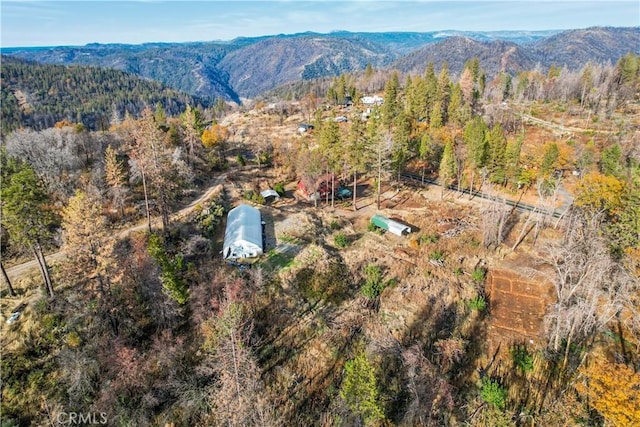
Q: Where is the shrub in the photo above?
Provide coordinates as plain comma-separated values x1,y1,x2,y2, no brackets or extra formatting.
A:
361,264,384,299
197,200,225,236
340,352,386,424
273,182,286,195
66,331,81,348
243,190,265,205
148,233,189,305
334,232,349,248
257,151,272,166
236,154,246,166
471,268,486,283
480,378,507,409
207,150,227,170
367,221,378,232
429,249,445,262
420,234,439,245
329,220,341,230
408,237,420,249
296,261,349,303
467,295,487,311
511,345,534,373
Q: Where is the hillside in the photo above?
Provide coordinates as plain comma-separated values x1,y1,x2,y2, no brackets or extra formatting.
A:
394,26,640,77
4,27,638,102
0,56,209,134
393,37,538,77
218,36,394,98
2,42,240,102
532,26,640,69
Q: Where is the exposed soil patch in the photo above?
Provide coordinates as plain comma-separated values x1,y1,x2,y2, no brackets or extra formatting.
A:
486,255,555,354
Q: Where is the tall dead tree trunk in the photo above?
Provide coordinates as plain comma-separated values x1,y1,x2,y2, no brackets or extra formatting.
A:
1,262,16,297
32,244,53,297
353,171,357,211
141,169,152,233
377,148,382,210
325,166,329,206
331,173,335,208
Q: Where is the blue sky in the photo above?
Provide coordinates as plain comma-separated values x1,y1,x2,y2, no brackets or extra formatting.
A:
1,1,638,47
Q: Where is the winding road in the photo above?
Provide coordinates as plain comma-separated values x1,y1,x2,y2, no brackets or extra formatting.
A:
5,174,227,283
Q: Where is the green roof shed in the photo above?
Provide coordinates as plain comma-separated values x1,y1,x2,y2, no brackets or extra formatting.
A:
370,214,412,236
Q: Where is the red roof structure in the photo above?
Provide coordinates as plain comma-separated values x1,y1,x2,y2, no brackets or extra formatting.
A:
296,173,334,201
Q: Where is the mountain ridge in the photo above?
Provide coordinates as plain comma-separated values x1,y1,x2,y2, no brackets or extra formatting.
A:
3,27,638,101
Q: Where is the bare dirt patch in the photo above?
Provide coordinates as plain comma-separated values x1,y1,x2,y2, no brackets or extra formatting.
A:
486,253,555,354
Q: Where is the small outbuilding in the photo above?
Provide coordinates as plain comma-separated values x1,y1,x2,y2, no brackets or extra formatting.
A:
260,189,280,202
370,214,412,236
296,173,334,201
223,204,264,260
298,123,314,133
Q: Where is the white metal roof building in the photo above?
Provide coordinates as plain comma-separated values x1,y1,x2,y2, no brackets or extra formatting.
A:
370,214,412,236
223,204,264,260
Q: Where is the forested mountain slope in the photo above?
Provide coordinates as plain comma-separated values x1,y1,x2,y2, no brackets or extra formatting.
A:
393,37,538,77
0,56,210,134
218,36,395,98
532,26,640,69
4,27,637,101
393,27,640,77
2,42,239,102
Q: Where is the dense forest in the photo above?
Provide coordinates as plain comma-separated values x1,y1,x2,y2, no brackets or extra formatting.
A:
3,42,237,101
0,56,214,135
1,49,640,426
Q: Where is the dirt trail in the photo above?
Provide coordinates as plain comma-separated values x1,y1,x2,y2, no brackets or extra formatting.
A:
5,174,227,283
518,113,615,134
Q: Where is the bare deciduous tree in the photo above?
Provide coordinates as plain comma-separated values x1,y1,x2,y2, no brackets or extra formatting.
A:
4,127,105,199
401,345,454,426
480,183,511,248
541,212,637,369
206,290,279,427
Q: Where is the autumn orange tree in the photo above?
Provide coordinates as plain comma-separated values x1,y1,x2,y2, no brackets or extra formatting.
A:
201,123,230,169
575,171,625,215
574,171,640,258
575,354,640,426
61,189,115,296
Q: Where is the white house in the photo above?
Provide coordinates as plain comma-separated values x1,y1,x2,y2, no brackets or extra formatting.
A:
361,95,384,106
223,204,264,260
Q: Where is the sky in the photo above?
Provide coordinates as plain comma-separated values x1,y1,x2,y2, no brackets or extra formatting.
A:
1,0,638,47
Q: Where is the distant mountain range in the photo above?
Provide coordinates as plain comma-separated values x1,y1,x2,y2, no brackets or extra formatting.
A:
3,27,639,102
